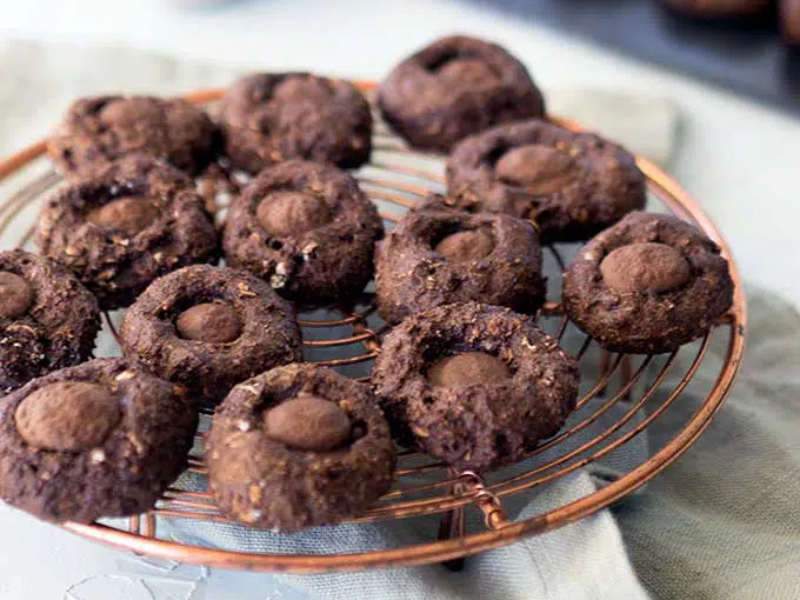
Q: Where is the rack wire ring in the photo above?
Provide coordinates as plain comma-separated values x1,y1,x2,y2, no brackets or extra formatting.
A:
0,82,746,573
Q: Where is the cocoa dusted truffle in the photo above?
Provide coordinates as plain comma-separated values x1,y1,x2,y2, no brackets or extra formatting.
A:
373,302,579,472
207,364,396,531
445,119,647,243
563,212,734,354
0,359,198,523
120,265,302,404
0,250,100,395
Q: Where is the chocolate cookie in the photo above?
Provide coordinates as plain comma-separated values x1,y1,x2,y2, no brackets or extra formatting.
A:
47,95,218,177
375,204,545,325
562,212,734,354
0,250,100,395
37,155,219,310
207,363,396,531
120,264,302,404
218,73,372,173
222,160,383,306
781,0,800,44
445,120,647,243
661,0,770,18
0,358,197,523
377,35,545,152
373,302,578,472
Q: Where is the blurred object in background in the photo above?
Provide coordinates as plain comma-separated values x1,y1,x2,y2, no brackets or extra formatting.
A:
660,0,772,20
465,0,800,118
781,0,800,43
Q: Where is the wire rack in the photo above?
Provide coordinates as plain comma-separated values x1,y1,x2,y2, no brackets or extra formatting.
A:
0,83,746,573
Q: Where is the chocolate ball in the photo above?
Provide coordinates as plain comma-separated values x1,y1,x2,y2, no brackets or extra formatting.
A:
438,58,500,89
601,242,691,294
15,381,121,452
0,271,34,319
176,303,242,344
434,228,495,262
495,144,578,195
427,352,511,387
264,395,352,452
256,191,332,238
87,196,161,237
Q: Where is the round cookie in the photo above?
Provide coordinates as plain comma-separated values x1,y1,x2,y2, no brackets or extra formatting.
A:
445,120,647,243
0,358,198,523
120,264,302,404
218,73,372,173
372,302,579,472
377,35,545,152
222,160,383,307
0,250,100,395
660,0,770,18
47,95,218,177
562,211,734,354
207,363,396,531
375,204,546,325
37,154,219,310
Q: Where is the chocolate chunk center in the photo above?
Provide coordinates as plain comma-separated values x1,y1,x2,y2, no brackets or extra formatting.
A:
264,395,351,452
438,58,500,89
256,191,332,238
495,145,578,195
15,381,121,452
600,242,691,294
434,228,495,262
427,352,511,387
87,196,161,237
177,303,242,344
0,271,33,319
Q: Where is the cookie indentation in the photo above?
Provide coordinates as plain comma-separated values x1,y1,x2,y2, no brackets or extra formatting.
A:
15,381,121,452
87,197,161,237
0,272,34,319
600,242,690,294
256,191,332,238
438,58,500,89
264,396,351,452
427,352,511,387
434,228,495,262
177,303,242,344
495,145,578,195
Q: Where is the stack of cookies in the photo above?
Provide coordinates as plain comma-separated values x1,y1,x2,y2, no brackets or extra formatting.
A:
0,34,734,532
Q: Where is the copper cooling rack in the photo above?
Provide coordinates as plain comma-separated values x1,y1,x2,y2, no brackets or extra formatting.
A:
0,82,746,573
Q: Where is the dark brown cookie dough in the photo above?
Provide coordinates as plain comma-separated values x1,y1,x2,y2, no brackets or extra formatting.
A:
373,302,579,472
375,203,545,325
47,95,218,177
445,120,647,243
218,73,372,173
0,250,100,395
120,264,302,404
37,155,219,310
222,160,383,307
660,0,770,18
207,363,396,531
377,35,545,152
562,211,734,354
0,358,197,523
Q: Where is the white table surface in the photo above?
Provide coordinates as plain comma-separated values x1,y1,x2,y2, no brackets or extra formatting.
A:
0,1,799,598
